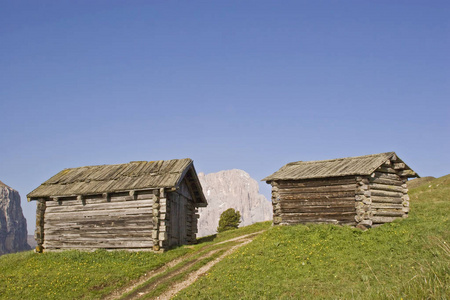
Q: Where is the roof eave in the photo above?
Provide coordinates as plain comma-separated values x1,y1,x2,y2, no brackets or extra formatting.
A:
174,161,207,206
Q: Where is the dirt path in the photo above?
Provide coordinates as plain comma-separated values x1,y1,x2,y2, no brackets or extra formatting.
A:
103,254,191,300
156,239,253,300
105,231,264,300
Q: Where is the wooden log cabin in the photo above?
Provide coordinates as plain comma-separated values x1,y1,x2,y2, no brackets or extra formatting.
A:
262,152,418,229
27,158,207,252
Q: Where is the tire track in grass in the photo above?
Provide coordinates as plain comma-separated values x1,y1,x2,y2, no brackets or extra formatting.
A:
155,238,254,300
121,248,223,300
105,231,265,300
103,253,192,300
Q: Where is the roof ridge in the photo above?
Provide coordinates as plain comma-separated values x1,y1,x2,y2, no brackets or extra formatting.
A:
287,152,394,165
60,158,192,171
262,152,411,182
27,158,196,199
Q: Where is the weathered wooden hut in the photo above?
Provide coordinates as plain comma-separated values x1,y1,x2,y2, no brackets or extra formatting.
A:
27,158,207,252
262,152,418,228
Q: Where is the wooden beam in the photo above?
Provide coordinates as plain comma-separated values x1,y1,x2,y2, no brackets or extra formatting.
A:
102,193,111,202
129,190,137,200
376,166,397,174
398,170,417,177
393,163,406,170
77,195,86,206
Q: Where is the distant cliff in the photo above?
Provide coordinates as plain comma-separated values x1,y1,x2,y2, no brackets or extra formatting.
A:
0,180,30,255
197,169,272,237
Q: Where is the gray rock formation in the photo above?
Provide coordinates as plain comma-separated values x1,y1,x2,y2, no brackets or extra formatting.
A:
197,169,272,237
0,180,30,255
27,235,38,249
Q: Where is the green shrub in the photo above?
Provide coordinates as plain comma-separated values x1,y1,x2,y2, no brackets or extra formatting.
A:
217,208,241,233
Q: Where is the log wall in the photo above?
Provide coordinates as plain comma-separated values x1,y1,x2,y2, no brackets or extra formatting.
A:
166,180,198,247
34,198,46,252
271,176,358,226
368,162,410,226
43,191,155,250
36,174,203,251
270,166,411,228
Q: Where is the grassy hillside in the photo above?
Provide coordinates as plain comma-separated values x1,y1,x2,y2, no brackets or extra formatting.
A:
0,245,190,299
406,176,436,189
0,176,448,299
0,220,270,300
176,175,450,299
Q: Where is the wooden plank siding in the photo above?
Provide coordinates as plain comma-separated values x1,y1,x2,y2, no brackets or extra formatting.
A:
42,192,155,250
167,180,198,247
272,176,357,226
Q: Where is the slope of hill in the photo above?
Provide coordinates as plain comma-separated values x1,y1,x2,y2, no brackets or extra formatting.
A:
0,222,270,300
197,169,272,237
0,175,448,299
176,175,450,299
406,176,436,189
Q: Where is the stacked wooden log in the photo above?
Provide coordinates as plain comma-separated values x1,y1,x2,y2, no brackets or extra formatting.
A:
34,199,46,252
158,188,169,250
355,176,372,228
265,152,416,229
269,166,411,228
369,161,410,226
271,177,357,226
152,189,161,251
28,158,207,252
40,191,155,251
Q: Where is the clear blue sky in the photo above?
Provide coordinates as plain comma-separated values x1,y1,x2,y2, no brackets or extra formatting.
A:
1,1,449,234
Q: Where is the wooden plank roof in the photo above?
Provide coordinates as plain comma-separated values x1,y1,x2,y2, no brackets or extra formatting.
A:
27,158,207,205
262,152,418,182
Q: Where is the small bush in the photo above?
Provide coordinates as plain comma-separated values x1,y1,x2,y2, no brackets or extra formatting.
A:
217,208,241,233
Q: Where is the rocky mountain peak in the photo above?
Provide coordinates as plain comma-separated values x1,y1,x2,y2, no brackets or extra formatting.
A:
0,180,10,188
197,169,272,237
0,181,31,255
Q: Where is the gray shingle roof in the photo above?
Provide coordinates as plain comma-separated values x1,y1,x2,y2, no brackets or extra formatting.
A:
262,152,417,182
28,159,206,204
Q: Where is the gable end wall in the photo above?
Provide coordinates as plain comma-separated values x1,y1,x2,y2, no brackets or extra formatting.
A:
366,163,410,227
165,179,199,248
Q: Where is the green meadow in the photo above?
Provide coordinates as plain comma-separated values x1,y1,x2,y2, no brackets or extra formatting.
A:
177,175,450,299
0,176,448,299
0,221,269,300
